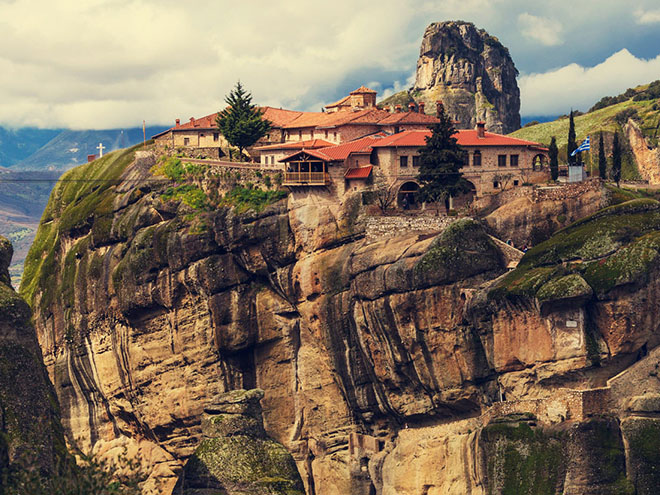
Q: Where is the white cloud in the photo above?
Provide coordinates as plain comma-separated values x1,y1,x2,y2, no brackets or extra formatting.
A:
0,0,659,129
634,8,660,24
0,0,422,129
519,49,660,115
518,13,563,46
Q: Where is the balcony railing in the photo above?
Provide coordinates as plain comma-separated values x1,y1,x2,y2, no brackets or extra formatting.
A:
283,172,330,186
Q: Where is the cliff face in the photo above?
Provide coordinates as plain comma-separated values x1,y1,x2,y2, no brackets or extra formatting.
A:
22,147,660,494
0,236,67,484
381,21,521,133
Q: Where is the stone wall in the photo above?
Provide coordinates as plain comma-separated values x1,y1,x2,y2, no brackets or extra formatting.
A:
364,214,456,241
482,387,611,425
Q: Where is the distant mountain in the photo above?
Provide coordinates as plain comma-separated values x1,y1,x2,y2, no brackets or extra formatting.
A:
0,127,62,167
10,126,168,170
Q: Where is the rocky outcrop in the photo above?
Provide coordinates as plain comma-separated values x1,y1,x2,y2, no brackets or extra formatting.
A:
382,21,520,133
174,389,304,494
21,146,660,494
0,236,67,485
625,118,660,184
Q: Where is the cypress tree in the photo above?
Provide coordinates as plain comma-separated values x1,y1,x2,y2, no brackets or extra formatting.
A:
598,132,607,179
549,136,559,181
417,102,469,213
216,81,272,159
567,110,577,165
612,132,622,187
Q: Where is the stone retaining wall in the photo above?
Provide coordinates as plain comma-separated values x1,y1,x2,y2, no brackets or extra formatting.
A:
482,387,611,426
364,215,457,241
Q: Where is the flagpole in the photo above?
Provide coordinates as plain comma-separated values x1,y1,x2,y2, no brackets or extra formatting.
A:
589,135,593,177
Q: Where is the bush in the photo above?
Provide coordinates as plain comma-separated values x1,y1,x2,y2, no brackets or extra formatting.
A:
161,185,209,210
615,108,639,125
222,186,288,212
5,449,152,495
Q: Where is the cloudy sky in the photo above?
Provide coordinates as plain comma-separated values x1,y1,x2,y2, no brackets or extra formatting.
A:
1,0,659,129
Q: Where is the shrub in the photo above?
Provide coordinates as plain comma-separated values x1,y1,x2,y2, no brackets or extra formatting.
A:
222,186,288,212
161,185,209,210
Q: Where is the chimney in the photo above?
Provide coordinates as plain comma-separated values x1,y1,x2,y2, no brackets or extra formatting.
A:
175,118,180,127
477,121,486,138
419,101,425,114
408,103,415,112
395,104,402,113
436,100,444,117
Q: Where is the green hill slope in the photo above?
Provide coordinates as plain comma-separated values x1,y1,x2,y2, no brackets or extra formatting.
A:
510,82,660,180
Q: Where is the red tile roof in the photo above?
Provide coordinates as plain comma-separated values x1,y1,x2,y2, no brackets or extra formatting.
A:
254,139,333,151
371,129,546,148
280,149,333,162
325,95,351,109
315,134,383,160
344,165,373,179
350,86,377,94
377,112,439,125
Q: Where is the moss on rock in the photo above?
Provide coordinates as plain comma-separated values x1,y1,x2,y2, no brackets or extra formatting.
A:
414,219,502,288
536,273,593,304
492,199,660,301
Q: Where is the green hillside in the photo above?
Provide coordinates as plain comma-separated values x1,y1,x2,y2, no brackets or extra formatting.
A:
511,99,659,149
510,82,660,180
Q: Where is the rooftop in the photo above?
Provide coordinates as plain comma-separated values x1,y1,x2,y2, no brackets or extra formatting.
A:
371,129,547,148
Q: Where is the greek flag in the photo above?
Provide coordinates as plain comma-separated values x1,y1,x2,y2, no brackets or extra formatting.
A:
571,136,590,156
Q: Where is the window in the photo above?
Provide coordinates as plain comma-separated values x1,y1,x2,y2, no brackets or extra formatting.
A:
400,156,409,167
498,155,506,167
473,150,482,166
298,131,302,139
311,130,314,139
493,181,499,188
412,155,420,167
333,132,337,140
325,130,328,139
213,132,219,142
184,137,190,146
513,180,519,186
510,154,519,167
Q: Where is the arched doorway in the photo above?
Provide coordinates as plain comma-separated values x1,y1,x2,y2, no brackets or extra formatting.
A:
397,181,420,210
532,154,546,171
451,181,477,209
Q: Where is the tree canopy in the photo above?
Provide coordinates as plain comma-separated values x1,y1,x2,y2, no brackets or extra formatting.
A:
612,132,622,187
598,132,607,179
216,82,272,159
549,136,559,181
416,102,469,211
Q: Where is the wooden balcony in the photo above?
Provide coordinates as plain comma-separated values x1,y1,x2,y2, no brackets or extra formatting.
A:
282,171,330,186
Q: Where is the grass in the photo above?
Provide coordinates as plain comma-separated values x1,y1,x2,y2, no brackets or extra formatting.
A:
20,144,140,307
511,99,659,148
220,186,288,213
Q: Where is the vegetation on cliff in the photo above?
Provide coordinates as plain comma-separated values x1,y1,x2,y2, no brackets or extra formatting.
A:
21,143,142,306
491,198,660,301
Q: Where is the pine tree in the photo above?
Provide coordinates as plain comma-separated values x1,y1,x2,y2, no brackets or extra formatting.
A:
549,136,559,181
567,110,577,166
216,82,272,159
612,132,622,187
417,102,469,213
598,132,607,179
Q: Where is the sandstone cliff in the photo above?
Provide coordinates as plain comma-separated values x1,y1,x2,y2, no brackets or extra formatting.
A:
381,21,521,133
21,146,660,494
